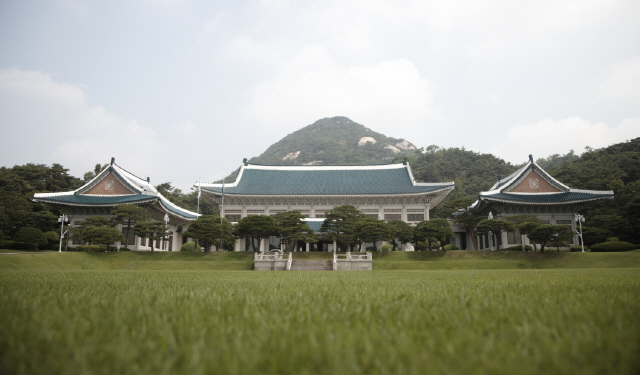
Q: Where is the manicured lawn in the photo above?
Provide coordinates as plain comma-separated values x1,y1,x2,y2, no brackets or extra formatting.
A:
0,251,255,270
4,249,639,270
1,268,639,374
372,249,640,270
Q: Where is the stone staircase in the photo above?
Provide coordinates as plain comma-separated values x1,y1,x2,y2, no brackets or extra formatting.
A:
289,260,333,271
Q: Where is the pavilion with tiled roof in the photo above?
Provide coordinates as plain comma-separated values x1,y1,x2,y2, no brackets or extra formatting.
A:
458,155,614,250
33,158,198,251
199,159,455,251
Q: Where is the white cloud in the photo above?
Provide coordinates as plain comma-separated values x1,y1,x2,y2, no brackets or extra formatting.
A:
597,56,640,108
490,116,640,163
247,47,442,141
0,68,162,180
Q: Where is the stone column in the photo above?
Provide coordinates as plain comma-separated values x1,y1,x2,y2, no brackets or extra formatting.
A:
260,238,267,253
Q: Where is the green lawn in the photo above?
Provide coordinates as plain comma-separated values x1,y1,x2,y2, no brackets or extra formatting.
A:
3,249,639,271
0,250,255,270
1,268,638,375
372,249,640,269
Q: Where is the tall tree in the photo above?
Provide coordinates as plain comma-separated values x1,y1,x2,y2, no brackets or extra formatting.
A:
476,219,516,250
182,216,223,252
437,198,484,250
111,204,150,250
133,221,168,252
527,224,570,252
81,226,126,252
273,211,316,252
83,164,108,182
388,220,414,250
13,227,48,250
415,218,454,251
320,205,365,251
235,215,278,252
354,218,396,251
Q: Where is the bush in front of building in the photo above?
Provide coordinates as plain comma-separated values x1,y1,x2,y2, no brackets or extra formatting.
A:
444,244,459,251
589,241,637,252
12,227,48,250
379,244,393,251
0,240,39,251
73,245,109,252
570,245,589,252
180,242,203,252
504,245,533,251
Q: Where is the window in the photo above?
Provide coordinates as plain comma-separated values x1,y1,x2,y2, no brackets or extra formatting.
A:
315,212,326,218
384,214,401,221
121,228,135,245
225,214,241,222
556,220,571,224
507,231,522,244
365,214,379,219
140,237,146,246
407,214,424,222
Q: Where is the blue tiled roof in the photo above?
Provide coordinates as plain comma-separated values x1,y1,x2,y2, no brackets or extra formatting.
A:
33,159,199,220
481,191,614,205
202,164,453,196
34,194,158,205
304,219,325,232
158,196,199,219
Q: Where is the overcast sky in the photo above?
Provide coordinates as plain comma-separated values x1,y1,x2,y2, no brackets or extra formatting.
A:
1,0,639,191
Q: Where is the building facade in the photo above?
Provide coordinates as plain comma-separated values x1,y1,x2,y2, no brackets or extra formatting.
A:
33,158,199,251
200,159,455,251
452,155,615,250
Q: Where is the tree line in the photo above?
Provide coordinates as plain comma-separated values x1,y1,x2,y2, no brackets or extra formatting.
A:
2,137,638,249
401,138,640,246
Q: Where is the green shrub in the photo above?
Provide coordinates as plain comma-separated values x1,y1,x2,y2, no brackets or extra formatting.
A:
590,241,637,252
570,245,588,252
444,244,459,251
504,245,533,251
74,245,108,252
13,227,48,250
0,240,39,251
180,242,203,252
380,244,393,251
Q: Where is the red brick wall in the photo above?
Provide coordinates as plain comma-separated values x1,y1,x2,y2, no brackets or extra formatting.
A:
84,172,135,195
508,170,561,193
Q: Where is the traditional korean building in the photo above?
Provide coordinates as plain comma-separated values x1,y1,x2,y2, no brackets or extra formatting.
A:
33,158,198,251
455,155,615,250
199,159,455,251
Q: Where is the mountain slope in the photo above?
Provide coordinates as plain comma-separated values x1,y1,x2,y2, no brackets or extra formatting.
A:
248,116,417,166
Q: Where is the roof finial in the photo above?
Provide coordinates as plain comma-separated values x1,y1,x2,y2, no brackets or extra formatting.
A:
110,157,115,165
147,177,150,183
529,154,533,162
498,175,502,182
243,158,248,166
403,157,408,165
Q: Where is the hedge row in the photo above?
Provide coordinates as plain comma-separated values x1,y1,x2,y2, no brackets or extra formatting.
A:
0,241,39,251
589,241,637,252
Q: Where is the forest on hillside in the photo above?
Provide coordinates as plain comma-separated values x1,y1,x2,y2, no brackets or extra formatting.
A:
1,136,639,246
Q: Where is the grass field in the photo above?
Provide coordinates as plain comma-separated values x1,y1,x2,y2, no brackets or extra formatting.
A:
2,249,640,270
1,266,639,374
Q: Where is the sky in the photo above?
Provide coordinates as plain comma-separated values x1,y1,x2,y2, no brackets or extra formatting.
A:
1,0,639,192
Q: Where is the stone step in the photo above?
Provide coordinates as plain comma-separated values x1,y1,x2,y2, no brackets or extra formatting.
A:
289,260,333,271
